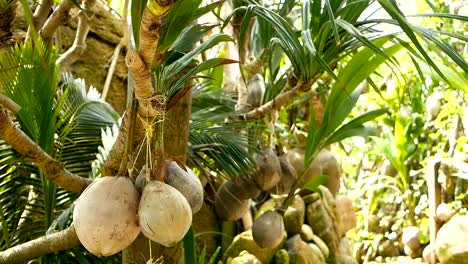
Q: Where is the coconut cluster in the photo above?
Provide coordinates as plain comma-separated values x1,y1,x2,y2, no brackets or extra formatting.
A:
214,148,342,249
73,160,203,256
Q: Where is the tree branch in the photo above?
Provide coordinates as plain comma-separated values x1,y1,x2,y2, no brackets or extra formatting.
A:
56,0,96,69
125,6,169,118
230,74,321,121
39,0,73,41
0,108,92,193
0,93,21,114
0,225,80,264
33,0,54,30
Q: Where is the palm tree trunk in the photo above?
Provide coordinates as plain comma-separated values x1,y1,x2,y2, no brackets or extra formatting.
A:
123,88,192,264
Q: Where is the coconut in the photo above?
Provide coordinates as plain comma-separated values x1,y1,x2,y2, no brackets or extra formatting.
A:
286,148,341,196
247,74,265,108
73,176,140,257
268,157,297,195
215,181,250,221
135,167,147,193
225,178,261,200
165,161,204,214
252,210,285,248
253,149,281,190
139,181,192,247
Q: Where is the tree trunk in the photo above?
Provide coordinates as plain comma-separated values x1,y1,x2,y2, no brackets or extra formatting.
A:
123,88,192,264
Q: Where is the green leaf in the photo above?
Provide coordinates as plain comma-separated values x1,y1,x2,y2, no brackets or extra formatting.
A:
302,0,311,30
378,0,451,83
166,57,237,97
193,1,224,20
302,29,340,82
325,125,379,146
183,226,196,264
326,41,402,123
336,108,388,131
324,0,340,44
335,19,390,60
413,26,468,74
198,246,207,264
304,102,319,166
163,34,234,83
208,247,221,264
301,175,329,192
130,0,148,49
0,40,58,152
325,108,388,145
230,5,306,78
171,24,217,53
156,0,203,57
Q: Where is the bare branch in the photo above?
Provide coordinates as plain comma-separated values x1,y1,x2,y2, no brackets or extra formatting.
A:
56,0,97,69
33,0,54,30
0,225,80,264
0,93,21,114
0,108,92,193
40,0,73,41
230,74,321,121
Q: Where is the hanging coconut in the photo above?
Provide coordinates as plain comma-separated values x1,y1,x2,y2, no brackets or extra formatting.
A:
286,148,341,196
135,166,147,193
215,181,251,221
139,180,192,247
252,210,285,248
247,73,266,108
268,157,297,195
165,161,204,214
225,177,261,200
73,176,140,257
253,149,281,190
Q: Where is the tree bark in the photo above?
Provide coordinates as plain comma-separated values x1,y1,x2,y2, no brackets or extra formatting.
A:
0,225,80,264
0,108,92,193
123,89,192,264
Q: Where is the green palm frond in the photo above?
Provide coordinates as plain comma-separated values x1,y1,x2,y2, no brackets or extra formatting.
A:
0,43,118,262
188,81,256,179
0,40,58,152
56,74,119,178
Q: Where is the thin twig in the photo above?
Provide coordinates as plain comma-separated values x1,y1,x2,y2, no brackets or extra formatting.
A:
0,225,80,264
0,108,92,193
102,0,130,100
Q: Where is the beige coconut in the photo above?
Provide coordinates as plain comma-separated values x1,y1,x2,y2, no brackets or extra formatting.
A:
73,176,140,257
286,148,341,196
165,161,204,214
253,149,281,190
139,180,192,247
268,157,297,195
215,181,250,221
252,210,285,248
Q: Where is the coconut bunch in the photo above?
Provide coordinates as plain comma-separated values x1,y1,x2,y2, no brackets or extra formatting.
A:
215,149,284,221
137,160,203,247
223,189,357,263
286,148,342,196
73,160,204,256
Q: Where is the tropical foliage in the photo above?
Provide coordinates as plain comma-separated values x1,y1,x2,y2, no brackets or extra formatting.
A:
0,0,466,263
